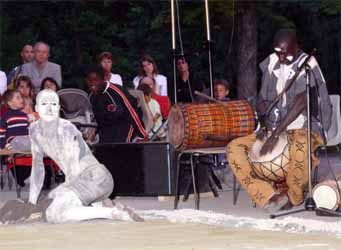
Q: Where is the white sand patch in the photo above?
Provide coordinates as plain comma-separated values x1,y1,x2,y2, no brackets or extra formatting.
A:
140,209,341,236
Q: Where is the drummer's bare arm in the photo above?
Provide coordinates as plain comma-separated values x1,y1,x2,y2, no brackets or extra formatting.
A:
255,95,268,140
260,92,306,155
256,96,267,116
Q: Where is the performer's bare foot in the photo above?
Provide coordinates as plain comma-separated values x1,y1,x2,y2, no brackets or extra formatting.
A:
102,198,116,208
102,198,144,222
264,192,290,213
120,204,144,222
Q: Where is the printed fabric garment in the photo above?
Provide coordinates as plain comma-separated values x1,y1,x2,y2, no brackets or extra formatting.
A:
28,119,114,206
90,82,147,143
226,129,323,207
0,108,29,148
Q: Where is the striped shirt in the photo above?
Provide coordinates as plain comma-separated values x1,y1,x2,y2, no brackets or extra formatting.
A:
0,109,29,148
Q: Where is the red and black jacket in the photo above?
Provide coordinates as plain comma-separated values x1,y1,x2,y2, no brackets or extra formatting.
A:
90,82,147,143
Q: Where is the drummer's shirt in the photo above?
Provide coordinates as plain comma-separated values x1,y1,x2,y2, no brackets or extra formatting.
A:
274,54,306,130
259,52,332,137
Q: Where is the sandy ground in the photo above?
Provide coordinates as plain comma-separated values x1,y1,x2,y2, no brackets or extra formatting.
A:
0,221,340,250
1,152,341,250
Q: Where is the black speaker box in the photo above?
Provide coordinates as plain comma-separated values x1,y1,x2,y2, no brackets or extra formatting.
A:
92,142,175,197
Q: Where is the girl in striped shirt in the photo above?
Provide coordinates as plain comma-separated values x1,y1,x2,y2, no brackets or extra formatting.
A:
0,89,30,186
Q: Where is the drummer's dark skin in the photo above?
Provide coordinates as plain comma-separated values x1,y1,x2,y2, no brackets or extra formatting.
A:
257,32,306,156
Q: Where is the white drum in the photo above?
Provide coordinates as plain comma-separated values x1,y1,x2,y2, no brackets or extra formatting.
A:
248,133,290,182
313,180,341,211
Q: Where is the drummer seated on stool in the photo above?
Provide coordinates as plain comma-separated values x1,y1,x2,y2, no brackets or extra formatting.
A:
226,29,332,212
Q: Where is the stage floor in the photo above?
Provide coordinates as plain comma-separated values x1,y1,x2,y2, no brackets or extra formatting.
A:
1,151,341,250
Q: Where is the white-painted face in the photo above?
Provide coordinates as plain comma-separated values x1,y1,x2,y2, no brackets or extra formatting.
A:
35,89,60,122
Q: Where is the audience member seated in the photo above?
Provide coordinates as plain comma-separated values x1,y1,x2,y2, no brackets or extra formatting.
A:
99,51,123,86
21,42,62,93
133,55,168,96
137,84,166,140
0,90,30,187
41,77,60,92
86,65,147,143
176,56,205,103
0,70,6,96
138,76,171,119
15,75,39,122
214,79,231,102
7,44,34,90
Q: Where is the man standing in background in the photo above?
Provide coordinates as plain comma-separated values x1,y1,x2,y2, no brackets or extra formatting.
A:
6,44,34,89
21,42,62,93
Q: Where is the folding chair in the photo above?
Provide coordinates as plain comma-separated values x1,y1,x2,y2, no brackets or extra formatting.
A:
174,147,238,210
6,153,59,198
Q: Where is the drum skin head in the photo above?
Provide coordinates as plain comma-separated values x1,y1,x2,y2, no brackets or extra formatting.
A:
168,105,184,149
248,133,290,182
249,133,288,162
313,184,339,210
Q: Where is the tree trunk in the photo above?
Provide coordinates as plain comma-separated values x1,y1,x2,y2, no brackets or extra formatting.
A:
225,27,234,90
72,3,82,66
236,1,257,100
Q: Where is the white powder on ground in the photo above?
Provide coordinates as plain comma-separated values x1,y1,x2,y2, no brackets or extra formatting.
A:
140,209,341,237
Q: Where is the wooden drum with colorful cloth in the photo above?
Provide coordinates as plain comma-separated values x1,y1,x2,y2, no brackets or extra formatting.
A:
168,101,255,150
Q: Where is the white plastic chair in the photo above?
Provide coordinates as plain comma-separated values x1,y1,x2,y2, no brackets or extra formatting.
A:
326,95,341,147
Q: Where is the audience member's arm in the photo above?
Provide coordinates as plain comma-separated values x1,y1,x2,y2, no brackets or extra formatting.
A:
0,117,7,149
132,76,140,89
0,72,7,95
54,65,62,87
159,75,168,96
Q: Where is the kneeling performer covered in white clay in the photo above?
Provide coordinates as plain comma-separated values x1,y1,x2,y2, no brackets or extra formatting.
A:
29,89,142,223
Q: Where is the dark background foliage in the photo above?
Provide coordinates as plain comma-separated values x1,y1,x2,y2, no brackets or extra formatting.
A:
0,0,340,96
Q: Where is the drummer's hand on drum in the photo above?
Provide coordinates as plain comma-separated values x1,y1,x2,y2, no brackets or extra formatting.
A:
259,133,279,156
256,127,267,141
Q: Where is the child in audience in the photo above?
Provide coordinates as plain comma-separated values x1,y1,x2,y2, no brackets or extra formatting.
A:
0,90,30,187
15,75,39,122
41,77,60,92
214,79,230,101
137,84,166,139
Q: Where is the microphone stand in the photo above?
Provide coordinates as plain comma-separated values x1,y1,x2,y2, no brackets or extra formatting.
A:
270,64,316,218
171,0,177,104
204,0,214,98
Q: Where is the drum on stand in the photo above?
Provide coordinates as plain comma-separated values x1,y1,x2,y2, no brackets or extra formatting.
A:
167,101,255,150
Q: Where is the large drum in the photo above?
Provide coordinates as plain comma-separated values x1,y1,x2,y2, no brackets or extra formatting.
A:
248,133,290,183
168,101,255,150
313,179,341,210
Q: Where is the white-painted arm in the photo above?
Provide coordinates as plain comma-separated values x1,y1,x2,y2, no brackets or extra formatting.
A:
28,135,45,205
